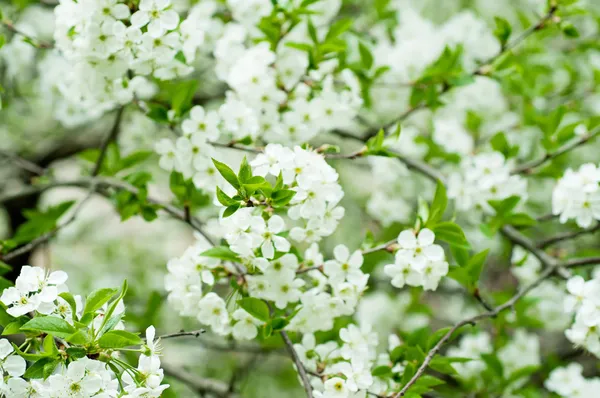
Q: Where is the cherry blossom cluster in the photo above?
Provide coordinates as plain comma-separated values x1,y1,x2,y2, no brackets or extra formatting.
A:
448,152,527,213
0,266,68,317
212,2,362,145
552,163,600,228
163,144,373,340
384,228,449,291
155,105,222,193
545,363,600,397
293,324,378,398
249,145,344,243
0,267,169,397
47,0,213,126
564,274,600,357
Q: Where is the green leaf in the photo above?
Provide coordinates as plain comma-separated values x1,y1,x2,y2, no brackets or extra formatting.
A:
488,196,520,215
270,317,288,331
0,306,13,327
237,298,270,322
372,365,393,377
216,187,239,207
84,288,118,315
450,245,469,267
426,180,447,227
212,159,240,189
326,18,352,40
23,358,59,379
433,222,470,249
58,292,78,321
99,280,128,336
238,156,253,183
493,17,512,48
43,334,59,356
2,319,27,335
467,249,489,284
223,204,241,218
66,347,87,359
271,190,296,208
286,42,313,52
200,246,239,262
171,80,198,116
358,41,374,70
21,316,76,339
401,362,416,386
561,22,579,38
481,353,504,378
307,19,318,43
97,330,143,349
505,213,536,227
427,327,452,350
13,201,76,244
66,330,91,345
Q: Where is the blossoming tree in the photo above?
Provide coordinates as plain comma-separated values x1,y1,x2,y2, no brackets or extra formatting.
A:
0,0,600,397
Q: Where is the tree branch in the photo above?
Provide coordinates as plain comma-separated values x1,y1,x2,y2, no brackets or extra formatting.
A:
0,150,46,175
280,331,314,398
511,126,600,175
156,329,206,340
537,223,600,248
391,261,560,397
0,176,216,259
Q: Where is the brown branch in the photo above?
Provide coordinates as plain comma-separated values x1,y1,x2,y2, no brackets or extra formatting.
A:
0,150,46,175
391,262,559,397
155,329,206,340
1,188,95,262
564,256,600,268
280,331,314,398
511,126,600,175
537,223,600,248
0,177,216,247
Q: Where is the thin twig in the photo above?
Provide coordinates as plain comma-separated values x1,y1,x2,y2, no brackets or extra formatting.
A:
564,256,600,268
1,188,96,262
155,329,206,340
537,223,600,248
0,177,215,245
512,126,600,175
337,5,558,141
280,331,314,398
0,150,46,175
392,262,559,397
1,20,54,49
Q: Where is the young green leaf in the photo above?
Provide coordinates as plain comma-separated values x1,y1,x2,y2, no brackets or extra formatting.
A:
212,159,240,189
83,288,118,315
200,246,240,262
433,222,470,249
21,317,76,339
426,180,447,227
97,330,143,348
237,297,270,322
